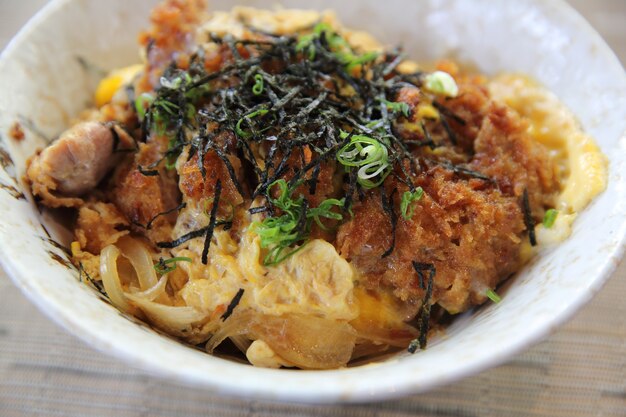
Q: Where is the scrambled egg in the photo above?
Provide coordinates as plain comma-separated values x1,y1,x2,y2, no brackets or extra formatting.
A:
489,75,607,244
198,6,383,53
176,228,357,322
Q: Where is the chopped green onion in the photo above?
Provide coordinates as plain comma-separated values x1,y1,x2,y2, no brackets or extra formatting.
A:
252,179,306,265
296,22,333,60
307,198,345,230
314,22,333,35
235,108,269,139
337,134,391,189
163,137,179,170
252,74,264,95
134,93,154,120
295,34,317,60
345,51,379,69
543,209,558,228
155,99,179,115
296,22,378,69
252,179,344,265
160,72,192,90
382,99,410,117
400,187,424,220
424,71,459,97
486,289,501,303
339,129,350,139
154,256,192,275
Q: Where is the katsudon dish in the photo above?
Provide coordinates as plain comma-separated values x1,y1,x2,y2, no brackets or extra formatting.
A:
26,0,607,369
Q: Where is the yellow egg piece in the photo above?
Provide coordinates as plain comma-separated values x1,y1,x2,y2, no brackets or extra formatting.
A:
94,64,143,108
416,103,440,121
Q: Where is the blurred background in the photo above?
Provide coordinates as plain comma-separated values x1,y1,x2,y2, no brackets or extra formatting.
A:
1,0,625,60
0,1,624,416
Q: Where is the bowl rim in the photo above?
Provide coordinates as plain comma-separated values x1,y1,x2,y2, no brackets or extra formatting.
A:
1,0,626,404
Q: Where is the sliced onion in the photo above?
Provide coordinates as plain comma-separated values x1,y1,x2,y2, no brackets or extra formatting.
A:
351,323,417,348
128,273,168,301
125,293,208,332
100,245,131,313
115,237,158,290
250,315,357,370
205,310,254,352
229,335,252,354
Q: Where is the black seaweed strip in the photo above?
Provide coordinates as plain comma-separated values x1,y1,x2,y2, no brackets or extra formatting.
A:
238,138,263,179
271,86,303,111
125,84,136,107
381,188,398,258
288,134,351,189
522,188,537,246
221,288,245,321
211,146,246,198
387,132,420,178
157,226,209,249
343,169,358,214
248,206,268,215
253,149,291,198
433,101,466,126
440,161,492,182
404,139,437,149
225,35,243,62
408,261,436,353
141,110,152,142
420,122,437,150
439,114,458,146
146,202,186,230
382,53,404,77
308,161,322,195
296,91,328,119
195,128,208,179
137,165,160,177
202,179,222,265
253,143,278,199
295,199,309,237
109,125,120,153
189,58,262,89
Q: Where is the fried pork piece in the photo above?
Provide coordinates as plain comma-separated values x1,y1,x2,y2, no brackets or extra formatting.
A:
338,84,558,315
337,168,526,314
75,201,130,254
178,129,245,210
26,122,133,207
108,138,180,242
470,102,558,213
137,0,207,89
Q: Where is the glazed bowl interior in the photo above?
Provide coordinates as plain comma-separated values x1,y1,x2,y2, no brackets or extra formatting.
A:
0,0,625,403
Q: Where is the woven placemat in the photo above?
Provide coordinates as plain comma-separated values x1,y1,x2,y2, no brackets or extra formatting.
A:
0,1,624,416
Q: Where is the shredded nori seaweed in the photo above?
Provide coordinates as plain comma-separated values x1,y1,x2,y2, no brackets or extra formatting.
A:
440,161,493,182
221,288,245,321
157,226,210,249
146,202,186,229
137,165,160,177
381,188,398,258
408,261,436,353
202,179,222,264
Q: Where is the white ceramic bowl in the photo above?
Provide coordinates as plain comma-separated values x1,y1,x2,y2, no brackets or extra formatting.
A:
1,0,625,404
